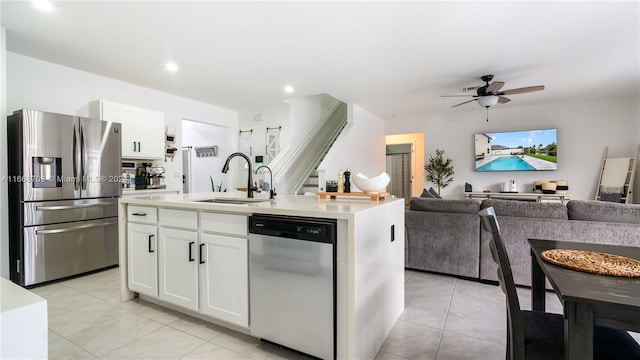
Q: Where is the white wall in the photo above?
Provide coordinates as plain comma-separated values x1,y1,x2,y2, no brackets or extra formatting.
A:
320,104,386,190
1,27,8,278
635,95,640,203
3,52,238,279
236,95,385,194
236,93,340,192
7,52,238,192
235,103,290,190
284,94,339,153
237,102,290,164
237,93,337,163
386,96,640,201
182,119,232,193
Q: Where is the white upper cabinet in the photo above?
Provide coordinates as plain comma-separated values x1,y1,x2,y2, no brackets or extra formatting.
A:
98,100,165,159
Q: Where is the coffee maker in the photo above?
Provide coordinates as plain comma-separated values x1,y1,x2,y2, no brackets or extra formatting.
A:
135,162,166,189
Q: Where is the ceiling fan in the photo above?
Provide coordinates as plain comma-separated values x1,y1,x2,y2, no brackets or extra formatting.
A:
442,75,545,109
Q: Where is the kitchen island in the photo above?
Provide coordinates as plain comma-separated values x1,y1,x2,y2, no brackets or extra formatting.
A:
118,192,404,360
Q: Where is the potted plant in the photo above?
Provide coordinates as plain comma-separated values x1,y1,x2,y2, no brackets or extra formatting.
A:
424,149,454,195
209,176,226,192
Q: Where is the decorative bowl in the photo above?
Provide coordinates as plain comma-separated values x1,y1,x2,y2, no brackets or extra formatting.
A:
352,172,390,193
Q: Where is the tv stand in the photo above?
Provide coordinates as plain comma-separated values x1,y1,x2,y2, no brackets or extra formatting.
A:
464,192,570,204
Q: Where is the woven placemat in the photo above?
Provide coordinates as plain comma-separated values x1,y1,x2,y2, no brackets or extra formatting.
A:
541,249,640,278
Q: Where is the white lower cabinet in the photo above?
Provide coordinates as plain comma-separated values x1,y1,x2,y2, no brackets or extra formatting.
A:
127,223,158,297
127,206,249,328
199,233,249,327
158,227,199,311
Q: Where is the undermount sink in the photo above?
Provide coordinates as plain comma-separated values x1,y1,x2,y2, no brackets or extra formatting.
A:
195,198,271,205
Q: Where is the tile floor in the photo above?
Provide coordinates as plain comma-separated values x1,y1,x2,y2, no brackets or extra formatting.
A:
33,268,635,360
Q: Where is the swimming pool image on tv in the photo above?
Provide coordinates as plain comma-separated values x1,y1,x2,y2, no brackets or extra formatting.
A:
476,156,536,171
474,128,558,172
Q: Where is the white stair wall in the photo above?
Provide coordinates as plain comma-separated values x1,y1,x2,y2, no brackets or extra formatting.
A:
316,104,387,194
272,100,348,194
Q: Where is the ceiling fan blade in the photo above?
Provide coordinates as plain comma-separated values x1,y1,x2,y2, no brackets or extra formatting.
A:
501,85,545,95
486,81,505,93
452,99,477,108
498,96,511,104
441,95,475,97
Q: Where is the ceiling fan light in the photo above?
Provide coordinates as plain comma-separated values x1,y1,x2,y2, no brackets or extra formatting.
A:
478,95,499,108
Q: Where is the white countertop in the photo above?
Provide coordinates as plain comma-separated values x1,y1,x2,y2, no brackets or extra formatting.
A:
1,277,46,312
1,277,48,359
119,191,402,220
122,188,181,194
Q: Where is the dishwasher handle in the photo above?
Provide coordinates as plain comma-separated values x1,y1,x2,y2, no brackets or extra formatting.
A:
248,230,303,240
270,231,300,240
275,232,300,239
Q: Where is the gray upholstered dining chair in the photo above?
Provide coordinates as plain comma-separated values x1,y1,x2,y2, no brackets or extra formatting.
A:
479,207,640,360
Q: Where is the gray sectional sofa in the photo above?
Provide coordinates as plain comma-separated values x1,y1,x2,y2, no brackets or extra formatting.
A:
405,198,481,278
405,197,640,287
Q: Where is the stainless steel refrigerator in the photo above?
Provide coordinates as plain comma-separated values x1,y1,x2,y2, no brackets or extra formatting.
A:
7,109,122,287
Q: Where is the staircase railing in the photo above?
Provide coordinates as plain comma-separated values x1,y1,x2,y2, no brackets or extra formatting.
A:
272,100,348,193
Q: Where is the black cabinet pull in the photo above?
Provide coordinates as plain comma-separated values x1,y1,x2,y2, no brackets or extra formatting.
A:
199,244,205,264
137,141,141,152
188,241,195,262
133,141,136,152
148,234,154,253
132,212,147,216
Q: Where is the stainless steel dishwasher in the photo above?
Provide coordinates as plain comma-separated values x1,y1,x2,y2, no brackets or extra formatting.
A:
249,214,336,360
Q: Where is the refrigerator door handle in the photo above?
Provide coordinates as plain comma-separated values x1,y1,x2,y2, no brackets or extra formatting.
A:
35,202,113,211
73,124,79,191
35,220,117,235
80,125,87,190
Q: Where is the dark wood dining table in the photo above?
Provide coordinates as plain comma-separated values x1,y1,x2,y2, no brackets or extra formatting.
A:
528,238,640,360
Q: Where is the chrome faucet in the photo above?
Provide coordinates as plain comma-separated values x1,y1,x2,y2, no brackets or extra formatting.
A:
221,152,256,198
256,165,276,199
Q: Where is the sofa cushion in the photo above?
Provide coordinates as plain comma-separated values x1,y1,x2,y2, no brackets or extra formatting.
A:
480,199,568,220
428,187,442,198
567,200,640,225
409,197,480,214
405,211,480,278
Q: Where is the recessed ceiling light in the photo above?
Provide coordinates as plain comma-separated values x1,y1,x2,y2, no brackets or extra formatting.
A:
33,1,53,12
165,62,178,72
284,85,294,93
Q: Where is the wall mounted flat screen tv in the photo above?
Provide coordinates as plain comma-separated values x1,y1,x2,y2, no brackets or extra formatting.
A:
474,129,557,172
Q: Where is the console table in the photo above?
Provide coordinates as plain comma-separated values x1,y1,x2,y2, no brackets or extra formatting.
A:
464,192,570,204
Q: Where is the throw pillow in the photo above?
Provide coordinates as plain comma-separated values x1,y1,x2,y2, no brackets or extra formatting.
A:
421,188,435,198
428,187,442,199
